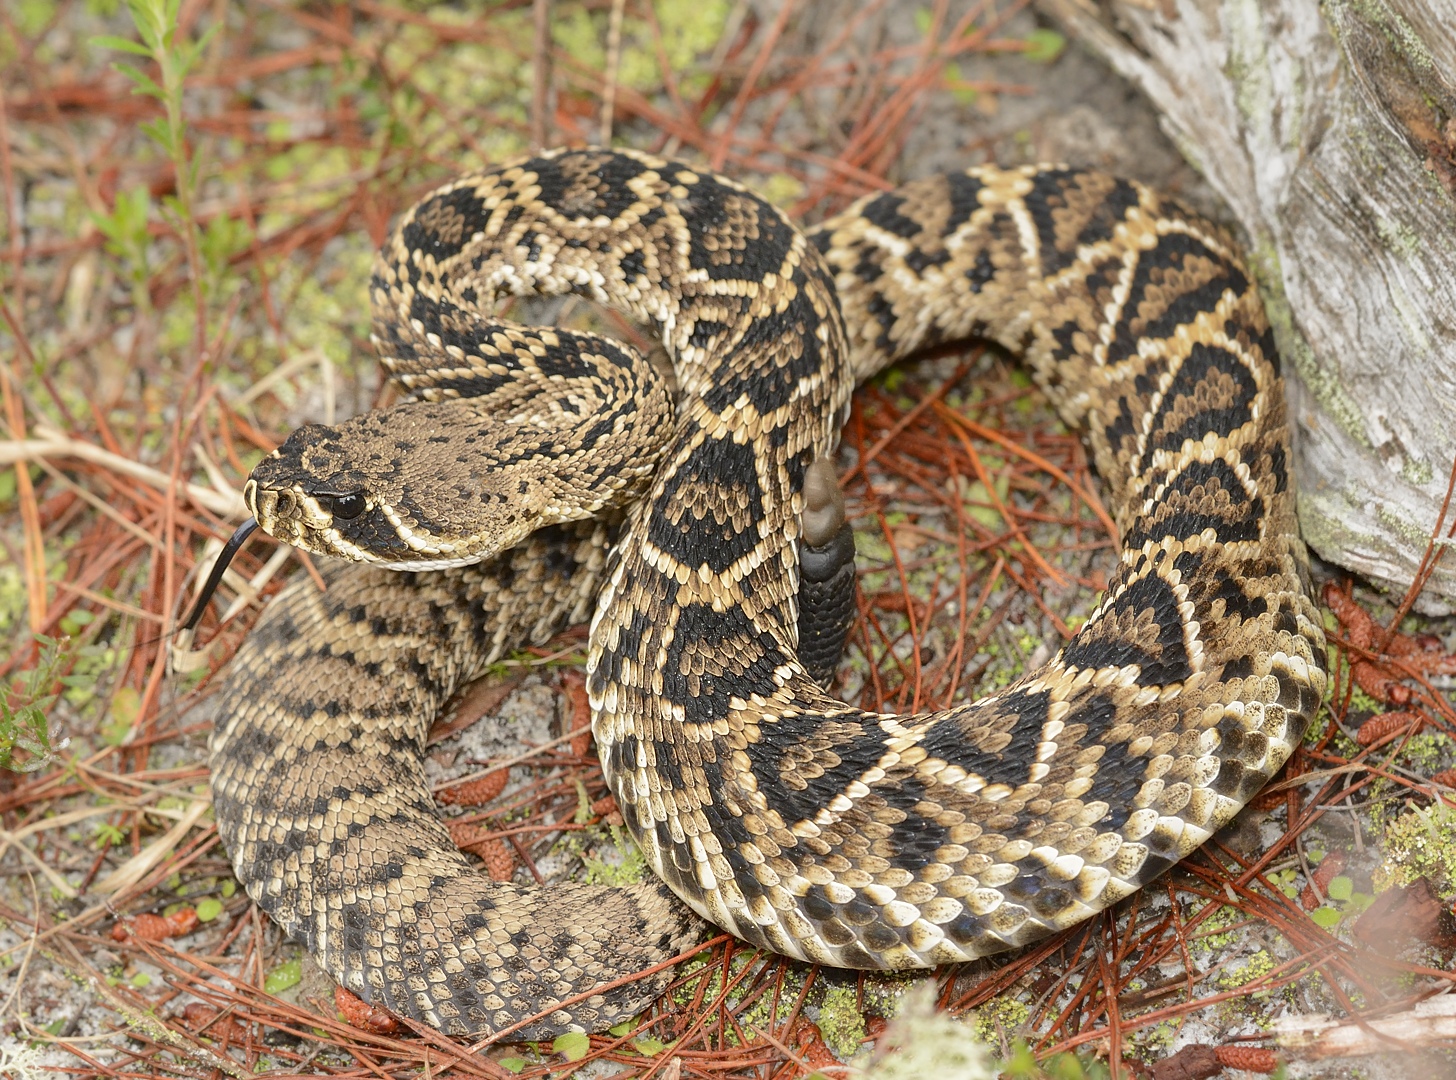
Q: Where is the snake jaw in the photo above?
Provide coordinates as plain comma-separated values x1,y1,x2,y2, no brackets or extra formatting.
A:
245,477,348,556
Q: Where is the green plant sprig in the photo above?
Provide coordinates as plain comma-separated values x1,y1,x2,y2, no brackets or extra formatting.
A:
93,0,220,345
1,635,76,773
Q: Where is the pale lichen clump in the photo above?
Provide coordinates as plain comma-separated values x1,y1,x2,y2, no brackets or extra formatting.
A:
1373,799,1456,895
971,995,1030,1048
818,985,868,1058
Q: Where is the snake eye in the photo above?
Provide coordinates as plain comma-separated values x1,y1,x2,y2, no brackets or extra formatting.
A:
329,492,367,520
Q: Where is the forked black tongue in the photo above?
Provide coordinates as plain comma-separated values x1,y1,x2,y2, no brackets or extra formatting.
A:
181,518,260,631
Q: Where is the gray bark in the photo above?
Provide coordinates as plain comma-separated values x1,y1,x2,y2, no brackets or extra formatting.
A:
1042,0,1456,612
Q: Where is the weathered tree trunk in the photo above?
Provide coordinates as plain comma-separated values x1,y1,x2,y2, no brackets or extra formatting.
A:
1043,0,1456,612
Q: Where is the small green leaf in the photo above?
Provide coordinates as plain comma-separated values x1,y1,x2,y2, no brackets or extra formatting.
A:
111,61,166,99
498,1058,527,1075
1022,28,1066,63
189,23,224,66
139,118,175,154
633,1036,668,1054
1310,906,1342,928
104,687,141,745
943,61,979,106
553,1030,591,1061
196,898,223,922
221,879,236,898
607,1019,635,1037
1326,875,1354,902
264,958,302,995
131,971,152,987
91,34,154,56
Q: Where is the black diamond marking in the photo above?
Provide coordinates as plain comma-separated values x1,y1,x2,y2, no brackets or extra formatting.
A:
618,247,647,283
942,170,987,231
742,713,884,828
863,290,897,351
529,151,650,221
1072,177,1139,249
1063,571,1193,686
965,247,997,294
701,298,830,414
1266,441,1289,495
400,186,491,263
608,731,640,782
688,318,731,351
1023,169,1086,276
719,843,764,901
1106,232,1249,364
919,686,1050,764
698,749,761,862
1104,395,1139,450
1256,322,1281,375
873,773,954,874
538,522,600,579
680,175,798,282
1228,318,1282,377
1065,693,1136,831
592,609,653,700
1208,565,1269,626
858,192,921,239
661,602,786,721
651,738,686,793
1123,457,1264,549
645,435,765,573
852,248,883,286
904,244,950,274
535,332,617,380
1137,343,1257,473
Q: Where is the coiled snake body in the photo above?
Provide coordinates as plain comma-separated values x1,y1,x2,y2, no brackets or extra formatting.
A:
209,149,1327,1038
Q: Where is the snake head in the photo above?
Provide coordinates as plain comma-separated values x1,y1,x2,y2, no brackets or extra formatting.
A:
244,419,408,565
244,403,553,570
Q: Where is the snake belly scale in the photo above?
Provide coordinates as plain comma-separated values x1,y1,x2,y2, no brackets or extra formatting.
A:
207,149,1327,1038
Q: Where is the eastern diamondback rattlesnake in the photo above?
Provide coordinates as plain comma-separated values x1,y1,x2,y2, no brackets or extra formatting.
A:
203,149,1327,1038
